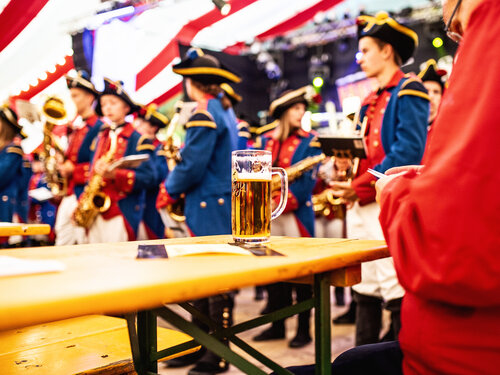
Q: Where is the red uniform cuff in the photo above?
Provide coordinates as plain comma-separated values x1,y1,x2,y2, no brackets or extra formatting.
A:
156,185,177,209
352,171,377,206
114,169,135,193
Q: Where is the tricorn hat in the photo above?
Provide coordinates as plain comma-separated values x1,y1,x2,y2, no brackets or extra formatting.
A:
65,70,98,97
0,103,26,138
95,78,140,116
269,86,314,119
173,47,241,85
137,104,168,129
357,12,418,65
220,83,242,106
418,59,447,90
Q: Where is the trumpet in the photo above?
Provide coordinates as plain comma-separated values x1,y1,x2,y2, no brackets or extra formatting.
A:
40,96,68,197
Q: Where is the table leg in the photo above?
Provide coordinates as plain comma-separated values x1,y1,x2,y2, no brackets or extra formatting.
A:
126,311,158,375
314,272,332,375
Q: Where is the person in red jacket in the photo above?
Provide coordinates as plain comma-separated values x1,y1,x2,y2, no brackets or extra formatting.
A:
281,0,500,374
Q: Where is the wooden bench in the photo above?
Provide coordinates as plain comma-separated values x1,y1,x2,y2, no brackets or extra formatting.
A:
0,315,199,374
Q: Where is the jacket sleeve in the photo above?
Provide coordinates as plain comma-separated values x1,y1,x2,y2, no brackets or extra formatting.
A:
114,136,157,193
379,1,500,307
375,82,429,173
0,147,23,190
166,112,217,198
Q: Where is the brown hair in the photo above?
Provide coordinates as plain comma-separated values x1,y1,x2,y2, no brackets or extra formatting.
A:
0,118,17,151
190,80,231,110
373,38,403,67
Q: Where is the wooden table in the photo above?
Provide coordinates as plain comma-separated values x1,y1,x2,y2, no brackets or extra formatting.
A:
0,223,51,237
0,235,389,374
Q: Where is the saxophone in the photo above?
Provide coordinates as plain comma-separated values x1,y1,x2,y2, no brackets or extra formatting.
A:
271,154,326,191
163,101,185,223
73,128,117,228
40,97,68,197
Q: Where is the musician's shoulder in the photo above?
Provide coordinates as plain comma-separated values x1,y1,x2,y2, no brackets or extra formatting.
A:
186,110,216,130
135,133,155,152
6,144,23,156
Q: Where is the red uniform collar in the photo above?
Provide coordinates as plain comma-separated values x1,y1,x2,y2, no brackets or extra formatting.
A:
83,114,99,126
266,126,309,140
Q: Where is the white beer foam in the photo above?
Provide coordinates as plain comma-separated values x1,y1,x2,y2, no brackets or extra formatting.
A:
236,172,272,181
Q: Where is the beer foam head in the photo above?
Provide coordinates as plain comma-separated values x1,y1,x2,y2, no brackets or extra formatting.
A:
235,171,271,181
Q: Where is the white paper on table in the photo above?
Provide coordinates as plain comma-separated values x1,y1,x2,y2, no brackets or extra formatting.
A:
166,244,253,258
0,256,66,278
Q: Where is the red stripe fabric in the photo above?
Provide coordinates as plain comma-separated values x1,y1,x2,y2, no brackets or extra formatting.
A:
13,55,74,101
257,0,342,40
136,0,259,90
150,82,183,105
0,0,50,53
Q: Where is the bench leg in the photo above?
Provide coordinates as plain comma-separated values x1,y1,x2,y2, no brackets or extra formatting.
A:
125,311,158,375
314,272,332,375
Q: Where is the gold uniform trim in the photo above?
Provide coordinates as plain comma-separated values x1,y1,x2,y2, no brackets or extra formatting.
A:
193,110,215,122
398,89,430,101
238,131,251,138
220,83,242,102
401,77,421,90
358,13,419,47
309,141,321,148
137,144,155,152
418,59,438,79
185,121,217,129
7,146,23,156
252,120,279,135
172,67,241,83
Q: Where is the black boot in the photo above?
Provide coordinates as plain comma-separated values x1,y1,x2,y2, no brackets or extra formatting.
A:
188,352,229,375
253,323,286,341
335,287,345,306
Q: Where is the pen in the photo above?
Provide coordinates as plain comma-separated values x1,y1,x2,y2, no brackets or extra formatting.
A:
367,168,386,179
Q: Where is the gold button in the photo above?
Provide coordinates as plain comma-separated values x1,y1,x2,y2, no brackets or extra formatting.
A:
102,181,106,187
2,195,8,202
386,97,390,102
288,146,294,151
200,201,207,208
127,172,133,178
119,138,123,143
84,165,89,170
293,139,299,145
380,108,385,114
283,157,289,163
218,198,224,205
370,107,375,112
374,129,379,134
370,181,376,186
128,179,134,185
306,201,312,207
373,141,379,147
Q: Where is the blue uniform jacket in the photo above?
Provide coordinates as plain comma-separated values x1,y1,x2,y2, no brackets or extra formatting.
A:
166,97,238,236
30,174,57,228
15,157,32,223
143,142,168,239
362,75,429,173
0,144,24,222
255,129,322,236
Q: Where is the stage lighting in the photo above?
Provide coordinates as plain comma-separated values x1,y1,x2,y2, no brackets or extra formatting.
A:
212,0,231,16
432,37,444,48
312,76,324,88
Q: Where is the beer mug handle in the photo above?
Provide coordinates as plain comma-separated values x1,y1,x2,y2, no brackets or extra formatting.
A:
271,167,288,220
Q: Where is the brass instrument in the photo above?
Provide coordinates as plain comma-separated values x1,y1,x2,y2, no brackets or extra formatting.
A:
163,101,185,222
271,153,326,191
73,128,117,228
40,97,68,197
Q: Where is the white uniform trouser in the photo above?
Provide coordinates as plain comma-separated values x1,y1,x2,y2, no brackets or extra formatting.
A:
271,213,301,237
347,202,404,301
315,217,344,238
87,214,129,243
158,208,190,238
54,194,87,245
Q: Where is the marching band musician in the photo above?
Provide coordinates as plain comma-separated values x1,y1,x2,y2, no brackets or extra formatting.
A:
418,59,447,127
220,83,250,150
330,12,430,346
163,48,240,375
0,105,29,247
134,104,168,240
54,70,103,245
82,78,156,243
252,87,322,349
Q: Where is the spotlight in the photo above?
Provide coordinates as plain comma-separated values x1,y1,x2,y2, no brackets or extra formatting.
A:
432,37,444,49
312,76,324,89
212,0,231,16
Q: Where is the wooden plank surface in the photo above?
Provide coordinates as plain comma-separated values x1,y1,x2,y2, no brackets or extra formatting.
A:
0,236,388,331
0,223,51,237
0,315,197,375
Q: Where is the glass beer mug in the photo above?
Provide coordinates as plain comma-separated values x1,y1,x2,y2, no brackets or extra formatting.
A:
231,150,288,245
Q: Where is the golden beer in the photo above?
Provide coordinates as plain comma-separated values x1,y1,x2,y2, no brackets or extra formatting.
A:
232,178,271,243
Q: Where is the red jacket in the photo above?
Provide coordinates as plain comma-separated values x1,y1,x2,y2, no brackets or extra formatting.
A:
379,2,500,374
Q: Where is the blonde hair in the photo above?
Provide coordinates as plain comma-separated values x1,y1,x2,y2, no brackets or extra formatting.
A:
190,80,231,110
0,118,17,151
